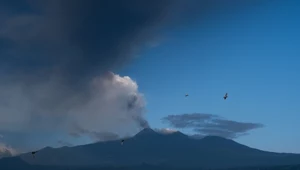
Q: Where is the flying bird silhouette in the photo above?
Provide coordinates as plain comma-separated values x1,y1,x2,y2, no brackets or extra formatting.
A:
223,93,228,100
185,94,189,97
31,151,38,158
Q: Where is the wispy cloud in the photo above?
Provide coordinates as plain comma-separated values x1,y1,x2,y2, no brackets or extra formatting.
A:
154,128,178,134
0,142,18,158
162,113,264,139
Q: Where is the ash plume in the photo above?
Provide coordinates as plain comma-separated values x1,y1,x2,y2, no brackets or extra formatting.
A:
0,0,262,150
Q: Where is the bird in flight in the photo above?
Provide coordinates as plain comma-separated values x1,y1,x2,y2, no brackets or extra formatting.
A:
31,151,38,158
185,94,189,97
223,93,228,100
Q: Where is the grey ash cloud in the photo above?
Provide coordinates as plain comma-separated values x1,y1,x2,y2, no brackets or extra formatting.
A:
0,0,175,81
69,124,120,142
162,113,264,139
0,0,264,151
0,0,263,82
91,132,120,142
0,0,177,130
0,0,169,148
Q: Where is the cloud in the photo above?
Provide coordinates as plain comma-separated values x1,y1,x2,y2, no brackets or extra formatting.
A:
0,0,180,81
161,113,219,128
69,123,120,142
0,0,178,151
154,128,178,134
91,132,120,142
0,72,147,150
162,113,264,139
0,0,264,151
0,0,263,83
0,142,18,158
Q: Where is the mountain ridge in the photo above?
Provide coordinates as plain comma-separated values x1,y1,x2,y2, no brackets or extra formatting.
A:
1,128,300,169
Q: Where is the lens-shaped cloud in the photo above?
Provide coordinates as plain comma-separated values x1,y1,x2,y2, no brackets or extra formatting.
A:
162,113,264,139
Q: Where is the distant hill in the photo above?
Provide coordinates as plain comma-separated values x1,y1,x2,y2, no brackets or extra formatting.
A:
1,128,300,169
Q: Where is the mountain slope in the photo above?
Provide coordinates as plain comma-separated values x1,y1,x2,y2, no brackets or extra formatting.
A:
1,128,300,169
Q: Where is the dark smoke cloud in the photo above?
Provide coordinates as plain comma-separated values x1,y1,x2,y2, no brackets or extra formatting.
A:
69,123,120,142
0,0,176,137
0,0,263,82
0,0,264,151
162,113,264,139
0,0,175,82
0,71,147,148
91,132,120,142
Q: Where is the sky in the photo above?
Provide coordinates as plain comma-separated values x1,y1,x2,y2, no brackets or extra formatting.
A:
0,0,299,156
121,0,300,153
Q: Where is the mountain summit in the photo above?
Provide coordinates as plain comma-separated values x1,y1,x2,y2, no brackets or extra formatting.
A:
135,128,158,136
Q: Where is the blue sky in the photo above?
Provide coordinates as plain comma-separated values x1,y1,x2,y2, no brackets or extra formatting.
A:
121,0,300,153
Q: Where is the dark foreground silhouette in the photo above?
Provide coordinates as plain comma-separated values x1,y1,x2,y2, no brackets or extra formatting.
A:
0,158,300,170
1,128,300,169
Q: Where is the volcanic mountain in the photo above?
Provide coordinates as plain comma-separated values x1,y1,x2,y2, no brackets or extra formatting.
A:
1,128,300,169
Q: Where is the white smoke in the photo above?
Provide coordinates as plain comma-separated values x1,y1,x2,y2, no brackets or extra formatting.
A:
0,72,147,149
68,72,148,138
155,128,178,134
0,142,18,158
